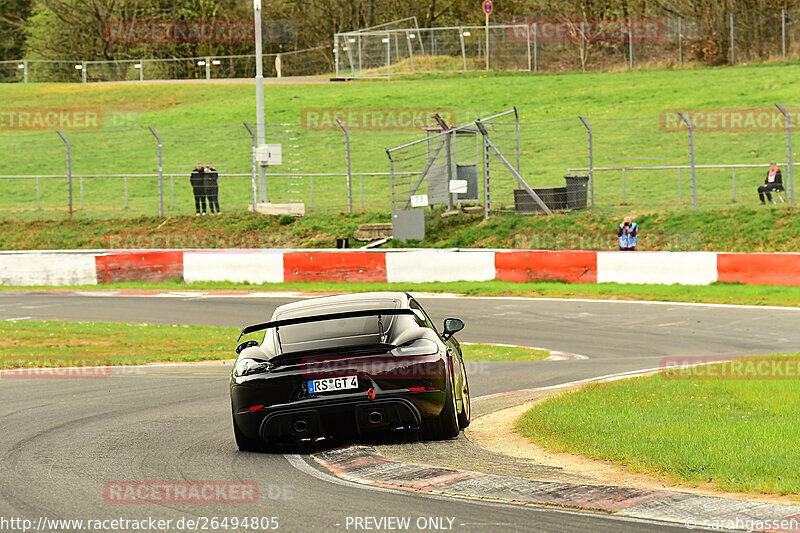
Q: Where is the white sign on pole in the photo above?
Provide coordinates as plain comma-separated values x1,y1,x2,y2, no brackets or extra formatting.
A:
256,144,282,164
449,179,468,194
410,194,429,207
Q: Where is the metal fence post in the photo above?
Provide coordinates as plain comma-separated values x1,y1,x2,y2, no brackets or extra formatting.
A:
124,176,128,209
580,21,586,69
730,13,735,65
533,22,538,72
148,126,164,216
170,175,174,209
482,127,490,220
23,60,28,83
388,151,396,211
80,176,84,209
406,32,415,73
776,103,795,206
782,9,787,58
360,175,364,209
445,131,454,211
514,106,521,180
56,131,72,217
678,18,683,66
310,175,314,209
205,56,211,79
385,32,391,80
732,167,736,201
81,61,87,83
678,112,697,211
622,168,627,203
459,27,467,72
243,122,258,212
525,24,531,71
578,116,594,214
628,19,634,69
336,118,353,213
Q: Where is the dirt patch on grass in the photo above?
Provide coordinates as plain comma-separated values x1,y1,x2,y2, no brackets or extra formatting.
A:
467,399,800,505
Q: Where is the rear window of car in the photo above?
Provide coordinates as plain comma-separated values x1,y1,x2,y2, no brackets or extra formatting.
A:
273,299,407,353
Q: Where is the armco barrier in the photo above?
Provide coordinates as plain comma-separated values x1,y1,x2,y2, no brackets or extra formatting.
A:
95,251,183,284
1,249,799,287
184,250,284,284
717,253,800,286
0,251,97,286
597,251,718,285
495,251,597,283
284,252,387,282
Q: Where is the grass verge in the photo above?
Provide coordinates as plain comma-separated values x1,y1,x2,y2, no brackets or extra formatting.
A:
461,343,549,362
6,280,800,308
0,320,535,368
516,354,800,495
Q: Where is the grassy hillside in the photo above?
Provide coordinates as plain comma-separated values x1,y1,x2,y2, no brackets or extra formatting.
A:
0,205,796,252
1,63,800,217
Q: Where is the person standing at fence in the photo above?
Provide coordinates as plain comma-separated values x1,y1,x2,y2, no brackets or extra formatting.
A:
618,216,638,251
758,161,783,205
205,162,220,214
190,162,207,215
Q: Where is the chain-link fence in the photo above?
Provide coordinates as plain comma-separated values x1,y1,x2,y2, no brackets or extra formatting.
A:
0,47,329,83
2,10,800,83
0,105,797,218
335,9,800,77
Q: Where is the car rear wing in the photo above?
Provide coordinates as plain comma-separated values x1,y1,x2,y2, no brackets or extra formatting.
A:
238,309,415,341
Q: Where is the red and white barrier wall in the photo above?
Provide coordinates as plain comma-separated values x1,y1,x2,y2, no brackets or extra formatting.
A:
1,249,800,287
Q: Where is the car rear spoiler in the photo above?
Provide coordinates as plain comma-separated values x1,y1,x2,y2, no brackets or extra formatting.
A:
238,308,415,341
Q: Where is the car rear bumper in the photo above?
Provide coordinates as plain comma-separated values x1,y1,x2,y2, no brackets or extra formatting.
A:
233,391,443,442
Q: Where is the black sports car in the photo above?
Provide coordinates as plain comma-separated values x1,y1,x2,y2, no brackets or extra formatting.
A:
230,292,470,451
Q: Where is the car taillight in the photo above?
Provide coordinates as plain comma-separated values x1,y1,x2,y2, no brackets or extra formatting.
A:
237,404,264,413
408,386,439,392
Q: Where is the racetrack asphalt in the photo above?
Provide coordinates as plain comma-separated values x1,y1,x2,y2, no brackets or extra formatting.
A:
1,291,798,532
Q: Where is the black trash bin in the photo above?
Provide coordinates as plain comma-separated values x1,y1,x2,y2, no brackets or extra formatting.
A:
564,174,589,209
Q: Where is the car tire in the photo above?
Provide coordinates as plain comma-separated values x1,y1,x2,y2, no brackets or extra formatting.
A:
422,372,460,440
457,360,471,429
232,413,264,452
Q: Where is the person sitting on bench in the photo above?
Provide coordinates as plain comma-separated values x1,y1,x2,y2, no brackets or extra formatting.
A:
758,161,783,205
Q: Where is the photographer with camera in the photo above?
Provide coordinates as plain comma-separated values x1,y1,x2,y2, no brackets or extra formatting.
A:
618,216,638,251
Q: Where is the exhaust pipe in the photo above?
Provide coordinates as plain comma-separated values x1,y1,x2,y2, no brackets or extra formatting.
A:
293,419,308,433
367,410,384,424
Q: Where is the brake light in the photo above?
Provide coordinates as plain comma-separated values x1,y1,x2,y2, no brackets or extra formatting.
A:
408,386,439,392
238,404,264,413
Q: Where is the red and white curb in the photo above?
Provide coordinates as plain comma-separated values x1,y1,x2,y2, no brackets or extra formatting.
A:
3,249,800,287
311,446,800,531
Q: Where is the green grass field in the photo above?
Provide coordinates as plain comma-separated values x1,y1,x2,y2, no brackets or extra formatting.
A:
516,354,800,495
1,205,799,250
0,319,533,368
4,280,800,308
1,63,800,216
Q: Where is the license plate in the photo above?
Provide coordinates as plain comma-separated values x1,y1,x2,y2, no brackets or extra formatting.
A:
307,376,358,394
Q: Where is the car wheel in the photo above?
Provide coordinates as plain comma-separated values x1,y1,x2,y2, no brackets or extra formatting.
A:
457,360,470,429
422,372,460,440
232,413,264,452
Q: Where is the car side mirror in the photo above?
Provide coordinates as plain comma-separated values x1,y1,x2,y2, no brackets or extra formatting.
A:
442,318,464,340
236,340,259,354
